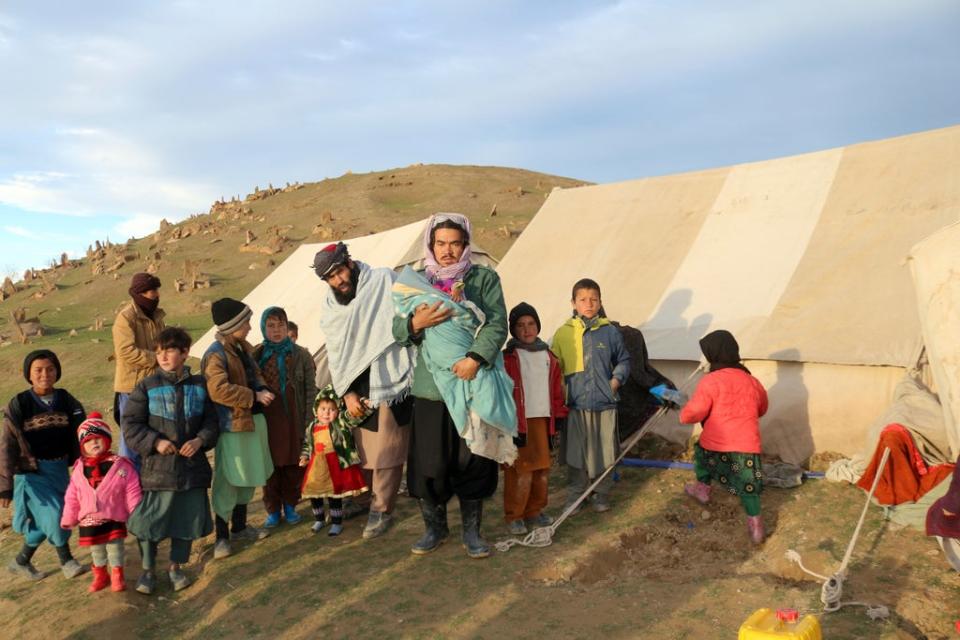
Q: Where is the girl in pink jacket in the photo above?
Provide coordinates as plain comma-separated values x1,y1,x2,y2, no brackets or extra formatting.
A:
61,413,142,593
679,330,768,544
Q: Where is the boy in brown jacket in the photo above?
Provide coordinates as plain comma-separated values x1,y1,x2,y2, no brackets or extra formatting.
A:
201,298,275,559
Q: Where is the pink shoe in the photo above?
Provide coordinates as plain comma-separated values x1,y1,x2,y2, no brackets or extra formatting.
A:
684,481,711,505
747,515,765,544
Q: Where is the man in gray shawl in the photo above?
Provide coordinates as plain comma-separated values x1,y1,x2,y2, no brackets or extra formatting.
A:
313,243,413,539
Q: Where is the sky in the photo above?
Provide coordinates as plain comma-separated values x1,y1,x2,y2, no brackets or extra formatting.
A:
1,0,958,276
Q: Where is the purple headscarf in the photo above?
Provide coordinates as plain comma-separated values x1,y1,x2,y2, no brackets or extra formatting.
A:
423,213,473,292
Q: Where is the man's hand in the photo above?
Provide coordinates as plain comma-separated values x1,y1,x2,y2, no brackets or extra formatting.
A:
0,498,10,509
256,389,275,406
452,357,480,381
610,378,621,394
299,456,309,468
344,392,366,419
411,301,451,333
155,439,177,455
179,438,203,458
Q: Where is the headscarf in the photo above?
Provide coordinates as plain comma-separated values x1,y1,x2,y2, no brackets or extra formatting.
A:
129,273,161,318
258,306,295,395
423,213,473,291
699,329,751,374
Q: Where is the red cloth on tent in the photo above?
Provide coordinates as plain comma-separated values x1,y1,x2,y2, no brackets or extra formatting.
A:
856,423,955,506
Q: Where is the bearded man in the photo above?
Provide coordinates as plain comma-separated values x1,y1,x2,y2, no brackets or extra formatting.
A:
313,243,413,539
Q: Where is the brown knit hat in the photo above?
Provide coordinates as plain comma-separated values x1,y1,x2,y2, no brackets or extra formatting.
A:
129,272,161,295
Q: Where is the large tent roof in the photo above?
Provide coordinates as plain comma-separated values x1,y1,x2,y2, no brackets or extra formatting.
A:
190,218,496,359
497,125,960,367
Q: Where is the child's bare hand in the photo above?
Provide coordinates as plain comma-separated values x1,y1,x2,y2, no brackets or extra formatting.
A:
411,301,451,332
609,378,621,393
179,438,203,457
155,439,177,455
256,390,275,406
299,457,309,468
452,357,479,381
344,392,365,418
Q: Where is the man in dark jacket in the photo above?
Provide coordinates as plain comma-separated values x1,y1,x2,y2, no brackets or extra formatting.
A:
122,327,219,595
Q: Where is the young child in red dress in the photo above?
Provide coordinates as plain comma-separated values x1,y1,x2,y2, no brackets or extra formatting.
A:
299,386,370,536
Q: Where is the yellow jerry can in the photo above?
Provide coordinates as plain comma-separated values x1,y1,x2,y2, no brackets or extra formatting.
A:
738,608,822,640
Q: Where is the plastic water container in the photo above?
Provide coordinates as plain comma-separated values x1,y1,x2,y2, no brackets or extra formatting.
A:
738,608,822,640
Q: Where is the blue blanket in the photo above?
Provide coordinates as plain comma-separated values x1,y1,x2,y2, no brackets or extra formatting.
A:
393,266,517,464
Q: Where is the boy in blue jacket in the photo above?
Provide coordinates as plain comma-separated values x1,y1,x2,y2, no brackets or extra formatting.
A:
550,278,630,514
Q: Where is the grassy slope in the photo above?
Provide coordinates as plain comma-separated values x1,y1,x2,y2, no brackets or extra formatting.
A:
0,164,587,413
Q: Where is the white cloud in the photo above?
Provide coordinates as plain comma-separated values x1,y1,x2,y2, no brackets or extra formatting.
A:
3,225,39,239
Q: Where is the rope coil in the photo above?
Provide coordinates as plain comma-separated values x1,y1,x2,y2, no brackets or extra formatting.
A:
785,447,891,620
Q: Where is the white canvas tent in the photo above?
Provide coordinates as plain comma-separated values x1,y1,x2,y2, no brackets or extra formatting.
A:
909,220,960,460
497,125,960,464
190,218,497,360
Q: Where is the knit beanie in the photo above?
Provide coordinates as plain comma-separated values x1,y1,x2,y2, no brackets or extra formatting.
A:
129,272,162,295
23,349,62,383
212,298,252,335
508,302,541,338
77,412,112,448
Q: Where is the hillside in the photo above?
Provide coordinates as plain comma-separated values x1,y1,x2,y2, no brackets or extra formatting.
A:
0,164,588,412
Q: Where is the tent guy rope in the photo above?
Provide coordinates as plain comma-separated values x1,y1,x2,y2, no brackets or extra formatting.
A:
495,364,705,553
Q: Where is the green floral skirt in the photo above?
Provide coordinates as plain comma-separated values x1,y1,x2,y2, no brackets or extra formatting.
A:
693,443,763,498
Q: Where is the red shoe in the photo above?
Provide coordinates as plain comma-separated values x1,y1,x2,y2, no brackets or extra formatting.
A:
88,565,110,593
747,515,765,545
110,566,127,592
684,481,712,505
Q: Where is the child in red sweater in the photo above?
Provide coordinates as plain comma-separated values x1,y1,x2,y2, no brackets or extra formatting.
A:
679,330,768,544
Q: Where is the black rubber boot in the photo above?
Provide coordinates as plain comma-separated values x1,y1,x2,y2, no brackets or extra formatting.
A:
411,500,449,555
459,498,491,559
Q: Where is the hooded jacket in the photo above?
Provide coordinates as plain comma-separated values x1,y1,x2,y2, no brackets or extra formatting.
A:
61,456,142,527
550,315,631,411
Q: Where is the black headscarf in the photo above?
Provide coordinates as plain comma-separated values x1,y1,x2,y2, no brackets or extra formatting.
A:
699,330,750,374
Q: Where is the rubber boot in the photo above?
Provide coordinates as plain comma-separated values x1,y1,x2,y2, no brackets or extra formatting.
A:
684,481,712,505
283,503,303,525
263,511,281,528
747,515,765,544
411,500,448,555
460,498,491,559
88,565,110,593
110,566,126,592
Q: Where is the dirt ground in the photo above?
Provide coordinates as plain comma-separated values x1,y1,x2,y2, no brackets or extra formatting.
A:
1,454,958,639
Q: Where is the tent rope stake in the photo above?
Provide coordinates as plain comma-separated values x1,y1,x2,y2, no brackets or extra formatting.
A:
495,365,704,552
785,447,892,621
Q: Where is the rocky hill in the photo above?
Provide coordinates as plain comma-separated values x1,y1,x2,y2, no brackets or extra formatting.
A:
0,164,587,413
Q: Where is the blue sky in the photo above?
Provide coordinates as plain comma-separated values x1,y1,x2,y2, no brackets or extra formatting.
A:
2,0,959,275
